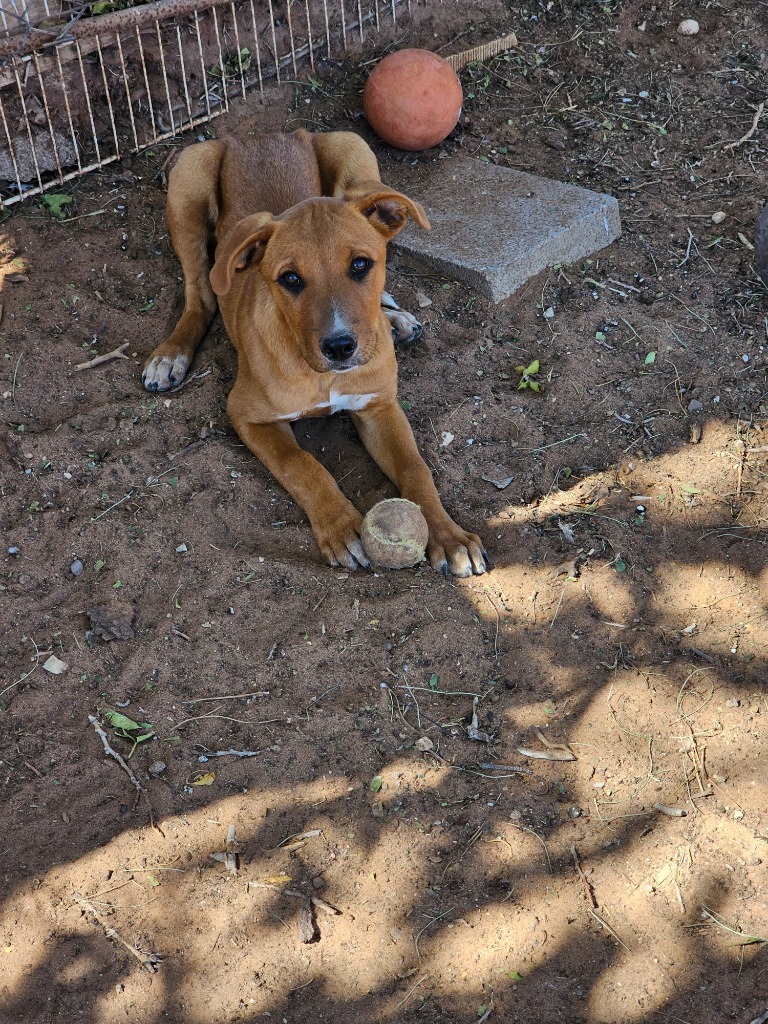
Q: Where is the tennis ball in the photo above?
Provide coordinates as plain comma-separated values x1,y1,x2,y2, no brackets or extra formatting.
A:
363,48,463,151
360,498,429,569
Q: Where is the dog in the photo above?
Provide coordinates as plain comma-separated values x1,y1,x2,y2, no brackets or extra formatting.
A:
142,130,487,577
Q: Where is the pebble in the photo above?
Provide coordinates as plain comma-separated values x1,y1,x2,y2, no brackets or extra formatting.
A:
175,543,188,554
8,546,20,556
70,559,84,577
687,399,703,412
711,211,726,225
148,761,167,776
677,18,699,35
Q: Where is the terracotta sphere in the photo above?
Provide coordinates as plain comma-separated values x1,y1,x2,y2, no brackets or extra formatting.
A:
363,48,463,151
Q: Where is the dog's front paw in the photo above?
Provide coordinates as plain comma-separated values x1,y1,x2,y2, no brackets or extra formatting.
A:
381,291,423,346
142,351,191,392
314,510,371,571
427,521,488,578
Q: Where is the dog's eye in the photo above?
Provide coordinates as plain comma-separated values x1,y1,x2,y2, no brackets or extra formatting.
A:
278,270,303,293
349,257,373,279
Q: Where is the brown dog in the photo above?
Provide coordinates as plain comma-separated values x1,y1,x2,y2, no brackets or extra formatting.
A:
143,130,487,576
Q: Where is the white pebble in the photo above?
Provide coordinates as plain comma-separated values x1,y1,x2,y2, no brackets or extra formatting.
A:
711,211,726,224
677,18,699,36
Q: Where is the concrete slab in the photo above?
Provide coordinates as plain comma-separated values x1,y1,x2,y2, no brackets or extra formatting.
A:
391,157,621,302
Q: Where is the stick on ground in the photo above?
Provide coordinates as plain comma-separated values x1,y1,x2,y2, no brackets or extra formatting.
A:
75,342,130,370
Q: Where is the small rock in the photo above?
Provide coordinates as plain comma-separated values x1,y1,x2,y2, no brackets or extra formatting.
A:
733,809,744,821
415,290,432,308
43,655,68,675
70,559,84,577
727,698,741,708
711,211,726,225
371,801,385,818
677,18,699,35
687,399,703,413
8,546,20,557
175,543,188,554
148,761,167,776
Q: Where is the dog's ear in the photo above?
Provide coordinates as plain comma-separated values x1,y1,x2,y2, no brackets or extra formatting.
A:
210,213,277,296
353,190,431,239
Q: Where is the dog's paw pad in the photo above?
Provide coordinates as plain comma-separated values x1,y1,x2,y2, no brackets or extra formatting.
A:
142,353,190,392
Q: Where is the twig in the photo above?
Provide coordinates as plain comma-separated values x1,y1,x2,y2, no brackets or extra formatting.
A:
74,893,163,972
247,882,340,916
653,802,688,817
0,660,38,701
415,906,455,958
394,974,430,1011
588,908,629,950
508,822,553,873
723,101,765,150
484,590,500,659
571,846,598,908
171,712,284,730
11,352,21,400
75,342,130,371
90,488,136,522
701,906,768,946
88,714,145,808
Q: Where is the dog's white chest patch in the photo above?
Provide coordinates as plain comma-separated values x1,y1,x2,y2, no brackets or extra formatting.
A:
275,391,377,421
328,391,376,413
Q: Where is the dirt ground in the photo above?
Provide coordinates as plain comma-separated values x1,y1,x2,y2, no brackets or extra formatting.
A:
1,0,768,1022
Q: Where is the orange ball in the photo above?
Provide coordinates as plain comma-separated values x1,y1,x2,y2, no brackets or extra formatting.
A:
363,48,463,151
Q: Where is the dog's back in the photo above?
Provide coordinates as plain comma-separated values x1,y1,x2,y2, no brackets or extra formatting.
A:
217,132,323,235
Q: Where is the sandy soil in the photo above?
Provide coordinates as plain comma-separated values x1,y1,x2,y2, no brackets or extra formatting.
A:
1,1,767,1022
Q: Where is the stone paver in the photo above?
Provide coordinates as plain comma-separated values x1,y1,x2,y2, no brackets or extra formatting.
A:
392,156,622,302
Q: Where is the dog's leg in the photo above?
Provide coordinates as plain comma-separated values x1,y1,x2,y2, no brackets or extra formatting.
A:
143,141,224,392
231,417,370,570
352,403,487,577
381,290,423,346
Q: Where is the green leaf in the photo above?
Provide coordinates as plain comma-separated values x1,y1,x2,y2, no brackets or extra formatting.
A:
167,475,179,488
146,873,160,887
41,194,72,219
103,710,151,732
428,673,439,690
112,580,122,589
526,359,540,375
644,351,656,365
614,559,627,572
400,399,412,412
529,381,541,392
595,331,606,342
508,970,523,981
680,484,700,494
370,775,383,794
94,558,106,571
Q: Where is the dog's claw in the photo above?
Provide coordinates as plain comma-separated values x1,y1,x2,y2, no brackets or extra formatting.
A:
385,308,423,347
427,528,488,578
142,353,191,392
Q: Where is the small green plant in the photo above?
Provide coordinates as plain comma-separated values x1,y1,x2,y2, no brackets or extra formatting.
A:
40,194,72,219
515,359,542,392
209,47,252,80
103,709,155,758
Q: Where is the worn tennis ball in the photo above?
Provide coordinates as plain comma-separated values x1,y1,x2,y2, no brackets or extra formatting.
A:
363,49,463,151
360,498,429,569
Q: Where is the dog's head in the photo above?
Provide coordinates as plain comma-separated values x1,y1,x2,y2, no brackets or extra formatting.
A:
209,190,429,373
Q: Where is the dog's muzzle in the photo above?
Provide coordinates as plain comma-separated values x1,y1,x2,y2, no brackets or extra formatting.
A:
320,331,358,366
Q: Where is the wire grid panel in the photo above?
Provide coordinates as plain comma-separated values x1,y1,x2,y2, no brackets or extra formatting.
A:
0,0,414,207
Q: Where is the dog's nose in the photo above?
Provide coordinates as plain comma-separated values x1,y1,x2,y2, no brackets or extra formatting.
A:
320,332,358,364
